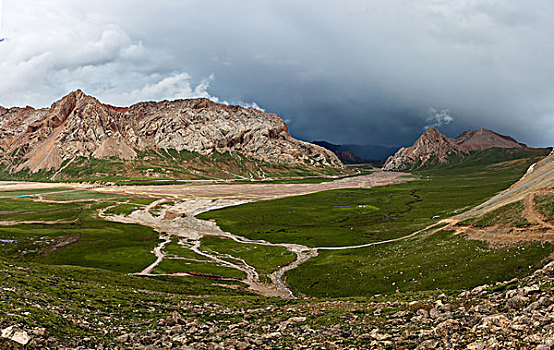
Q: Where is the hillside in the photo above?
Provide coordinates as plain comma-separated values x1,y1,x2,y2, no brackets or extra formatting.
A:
2,258,554,349
383,127,550,171
0,91,343,180
461,149,553,218
453,150,554,243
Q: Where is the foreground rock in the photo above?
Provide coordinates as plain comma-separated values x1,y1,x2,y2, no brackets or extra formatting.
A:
0,326,30,349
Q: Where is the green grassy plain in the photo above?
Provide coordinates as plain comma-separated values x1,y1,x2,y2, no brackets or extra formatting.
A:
199,155,544,248
153,258,247,279
0,187,72,197
40,190,125,201
0,148,552,344
200,152,554,296
286,230,552,297
0,198,83,222
164,238,208,260
102,198,157,216
0,192,159,273
0,149,551,300
200,236,295,282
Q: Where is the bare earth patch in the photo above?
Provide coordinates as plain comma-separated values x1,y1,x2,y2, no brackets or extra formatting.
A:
93,170,414,200
0,181,82,192
455,190,554,246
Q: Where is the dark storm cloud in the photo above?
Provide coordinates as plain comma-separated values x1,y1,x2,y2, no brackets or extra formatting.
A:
0,0,552,147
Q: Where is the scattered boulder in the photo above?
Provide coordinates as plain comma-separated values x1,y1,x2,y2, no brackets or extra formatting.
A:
1,326,30,349
164,311,186,326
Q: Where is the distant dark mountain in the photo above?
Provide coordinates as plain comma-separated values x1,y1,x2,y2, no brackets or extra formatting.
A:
333,150,366,164
312,141,400,164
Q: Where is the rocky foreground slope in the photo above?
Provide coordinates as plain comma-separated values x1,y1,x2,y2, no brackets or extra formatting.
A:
0,91,341,178
2,259,554,349
383,127,544,171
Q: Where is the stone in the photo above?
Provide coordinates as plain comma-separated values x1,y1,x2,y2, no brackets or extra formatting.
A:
288,316,307,323
416,340,440,350
115,334,130,343
506,295,529,309
521,284,540,295
30,328,47,337
324,341,339,350
434,319,460,337
165,311,186,326
1,326,31,349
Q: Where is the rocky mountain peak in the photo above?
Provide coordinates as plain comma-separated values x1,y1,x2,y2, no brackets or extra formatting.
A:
421,126,441,137
416,127,456,147
455,128,526,151
382,128,460,171
384,127,535,171
0,91,342,176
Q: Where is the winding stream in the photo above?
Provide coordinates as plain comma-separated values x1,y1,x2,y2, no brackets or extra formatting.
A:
95,171,421,298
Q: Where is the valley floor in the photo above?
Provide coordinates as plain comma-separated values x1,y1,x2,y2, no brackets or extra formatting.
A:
1,155,553,349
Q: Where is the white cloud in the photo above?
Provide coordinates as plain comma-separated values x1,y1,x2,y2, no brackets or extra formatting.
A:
424,107,454,130
0,1,552,146
0,1,221,107
103,73,214,106
0,1,265,111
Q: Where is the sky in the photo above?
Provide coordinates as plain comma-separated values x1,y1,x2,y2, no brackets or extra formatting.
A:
0,0,553,147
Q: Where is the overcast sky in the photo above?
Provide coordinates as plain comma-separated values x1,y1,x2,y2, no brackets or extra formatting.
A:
0,0,553,147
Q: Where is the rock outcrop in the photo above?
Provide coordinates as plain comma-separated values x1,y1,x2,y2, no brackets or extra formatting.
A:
454,128,527,151
0,90,341,174
383,128,461,171
384,127,533,171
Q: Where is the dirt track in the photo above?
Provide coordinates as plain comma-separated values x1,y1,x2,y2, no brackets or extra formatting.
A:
458,152,554,220
457,189,554,245
523,191,554,230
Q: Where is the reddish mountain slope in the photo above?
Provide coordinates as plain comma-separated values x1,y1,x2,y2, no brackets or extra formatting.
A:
384,127,543,171
0,90,342,178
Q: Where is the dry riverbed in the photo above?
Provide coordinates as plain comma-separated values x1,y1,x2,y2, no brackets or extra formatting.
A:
95,171,416,298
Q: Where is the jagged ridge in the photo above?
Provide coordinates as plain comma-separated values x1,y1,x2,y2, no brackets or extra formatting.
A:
0,90,342,178
383,127,542,171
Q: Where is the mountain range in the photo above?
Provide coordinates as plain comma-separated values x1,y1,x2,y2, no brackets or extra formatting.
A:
383,127,551,171
0,90,342,180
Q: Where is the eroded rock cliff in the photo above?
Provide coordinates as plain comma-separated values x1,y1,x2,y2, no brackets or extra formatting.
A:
0,90,341,177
